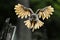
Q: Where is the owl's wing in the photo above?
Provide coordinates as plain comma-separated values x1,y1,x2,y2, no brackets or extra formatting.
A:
14,4,33,19
36,6,54,20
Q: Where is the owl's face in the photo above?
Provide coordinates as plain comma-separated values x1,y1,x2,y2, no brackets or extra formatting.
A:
29,13,39,21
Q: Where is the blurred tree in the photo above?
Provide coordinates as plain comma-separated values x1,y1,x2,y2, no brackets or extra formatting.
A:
15,0,32,40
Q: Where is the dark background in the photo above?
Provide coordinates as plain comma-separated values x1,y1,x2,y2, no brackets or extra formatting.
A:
0,0,60,40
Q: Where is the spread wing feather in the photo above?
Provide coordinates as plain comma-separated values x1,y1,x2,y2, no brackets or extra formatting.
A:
14,4,33,19
37,6,54,20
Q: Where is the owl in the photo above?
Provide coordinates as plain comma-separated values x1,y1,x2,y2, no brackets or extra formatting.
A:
14,4,54,31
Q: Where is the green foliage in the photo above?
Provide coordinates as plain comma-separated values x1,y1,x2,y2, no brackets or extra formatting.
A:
57,0,60,3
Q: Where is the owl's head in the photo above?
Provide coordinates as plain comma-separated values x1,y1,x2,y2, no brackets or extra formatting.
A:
29,13,39,21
